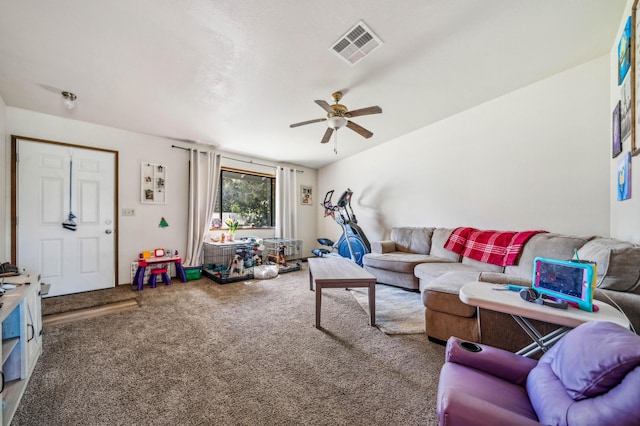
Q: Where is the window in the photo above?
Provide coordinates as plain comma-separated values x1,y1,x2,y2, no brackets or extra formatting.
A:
212,168,275,228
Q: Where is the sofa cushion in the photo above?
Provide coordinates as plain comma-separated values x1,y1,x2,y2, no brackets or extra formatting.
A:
461,256,504,272
390,227,435,254
421,271,484,295
363,265,419,290
430,228,461,261
363,252,446,274
574,238,640,293
415,262,487,285
422,272,481,317
503,233,590,278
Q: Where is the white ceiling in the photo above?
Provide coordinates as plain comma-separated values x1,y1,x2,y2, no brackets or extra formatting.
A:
0,1,627,169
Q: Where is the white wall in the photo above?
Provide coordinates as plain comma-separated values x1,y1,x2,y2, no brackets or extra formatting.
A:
4,108,317,284
610,0,640,243
318,56,611,244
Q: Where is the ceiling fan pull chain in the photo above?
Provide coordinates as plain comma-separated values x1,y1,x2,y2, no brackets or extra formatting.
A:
334,131,338,154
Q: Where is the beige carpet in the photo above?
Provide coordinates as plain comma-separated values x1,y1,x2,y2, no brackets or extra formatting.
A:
14,265,445,425
349,284,425,334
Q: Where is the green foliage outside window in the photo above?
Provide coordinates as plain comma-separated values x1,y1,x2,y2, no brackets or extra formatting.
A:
214,169,275,228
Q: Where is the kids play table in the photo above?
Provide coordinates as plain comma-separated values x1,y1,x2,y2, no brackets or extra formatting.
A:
134,255,187,290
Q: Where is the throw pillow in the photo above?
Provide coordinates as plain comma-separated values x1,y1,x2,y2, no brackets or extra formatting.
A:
575,238,640,292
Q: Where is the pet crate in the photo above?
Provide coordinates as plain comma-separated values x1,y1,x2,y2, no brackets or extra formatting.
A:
263,238,302,273
201,241,259,284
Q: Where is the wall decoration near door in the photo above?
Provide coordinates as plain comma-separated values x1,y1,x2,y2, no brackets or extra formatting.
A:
141,162,167,204
613,101,622,158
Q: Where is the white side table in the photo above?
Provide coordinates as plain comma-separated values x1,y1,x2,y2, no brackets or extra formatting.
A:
459,281,630,357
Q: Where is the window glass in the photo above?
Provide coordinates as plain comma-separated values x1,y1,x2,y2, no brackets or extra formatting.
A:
212,169,275,228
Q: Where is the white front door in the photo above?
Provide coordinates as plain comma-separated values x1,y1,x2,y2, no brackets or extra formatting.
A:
17,139,116,297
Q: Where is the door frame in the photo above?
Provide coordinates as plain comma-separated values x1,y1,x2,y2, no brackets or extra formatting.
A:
10,135,120,285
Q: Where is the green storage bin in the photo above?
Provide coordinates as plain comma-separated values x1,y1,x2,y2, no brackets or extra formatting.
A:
185,266,202,281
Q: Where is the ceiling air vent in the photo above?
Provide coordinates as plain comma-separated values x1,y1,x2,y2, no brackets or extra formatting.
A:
330,20,383,66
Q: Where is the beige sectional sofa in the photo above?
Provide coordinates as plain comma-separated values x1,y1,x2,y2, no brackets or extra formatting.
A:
362,227,640,352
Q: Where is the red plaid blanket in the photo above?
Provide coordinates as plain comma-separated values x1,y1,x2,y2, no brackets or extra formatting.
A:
444,227,546,266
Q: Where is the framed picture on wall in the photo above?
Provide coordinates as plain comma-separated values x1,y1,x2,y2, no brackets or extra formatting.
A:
300,185,312,205
617,152,632,201
622,76,632,142
613,101,622,158
620,16,632,85
633,1,640,155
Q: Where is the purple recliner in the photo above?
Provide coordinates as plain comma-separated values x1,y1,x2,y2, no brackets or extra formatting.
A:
437,321,640,426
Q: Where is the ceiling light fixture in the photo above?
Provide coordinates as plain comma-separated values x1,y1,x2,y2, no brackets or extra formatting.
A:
327,115,347,129
61,91,77,110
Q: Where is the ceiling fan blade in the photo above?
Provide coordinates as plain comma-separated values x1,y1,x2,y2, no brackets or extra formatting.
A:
346,121,373,138
290,118,326,128
315,100,334,114
321,127,334,144
346,106,382,118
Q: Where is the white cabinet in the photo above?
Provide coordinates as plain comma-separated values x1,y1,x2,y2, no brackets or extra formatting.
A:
24,286,42,376
0,274,43,425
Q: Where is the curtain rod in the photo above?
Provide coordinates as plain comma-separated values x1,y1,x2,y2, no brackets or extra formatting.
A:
221,156,304,173
171,144,303,173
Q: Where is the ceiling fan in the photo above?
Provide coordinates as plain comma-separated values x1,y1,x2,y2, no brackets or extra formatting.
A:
290,92,382,150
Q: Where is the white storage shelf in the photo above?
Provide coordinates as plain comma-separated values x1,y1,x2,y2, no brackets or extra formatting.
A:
0,274,43,426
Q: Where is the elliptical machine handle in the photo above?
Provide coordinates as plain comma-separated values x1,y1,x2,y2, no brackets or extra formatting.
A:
322,190,334,209
322,190,336,218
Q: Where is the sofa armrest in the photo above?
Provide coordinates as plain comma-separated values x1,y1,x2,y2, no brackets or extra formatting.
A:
594,288,640,334
371,240,396,254
446,336,537,386
437,388,542,426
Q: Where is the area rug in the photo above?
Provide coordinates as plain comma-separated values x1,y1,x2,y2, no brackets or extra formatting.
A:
349,284,425,334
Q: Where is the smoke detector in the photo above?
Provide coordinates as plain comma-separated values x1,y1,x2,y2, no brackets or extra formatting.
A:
330,20,383,66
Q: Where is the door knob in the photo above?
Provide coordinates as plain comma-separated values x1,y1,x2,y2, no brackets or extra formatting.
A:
105,229,113,234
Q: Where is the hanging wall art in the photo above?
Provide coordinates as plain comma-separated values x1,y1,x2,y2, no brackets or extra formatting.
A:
141,162,167,204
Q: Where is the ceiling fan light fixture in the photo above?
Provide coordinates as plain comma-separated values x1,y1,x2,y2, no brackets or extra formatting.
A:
327,116,347,129
61,91,77,110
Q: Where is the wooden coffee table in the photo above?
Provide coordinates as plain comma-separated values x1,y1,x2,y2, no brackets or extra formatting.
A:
308,257,376,328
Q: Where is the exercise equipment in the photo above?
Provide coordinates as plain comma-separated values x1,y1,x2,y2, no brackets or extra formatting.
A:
312,188,371,265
